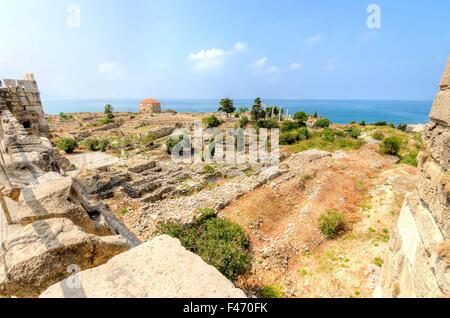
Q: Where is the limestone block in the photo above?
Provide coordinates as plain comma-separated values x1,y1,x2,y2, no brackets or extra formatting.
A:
0,218,130,297
40,235,246,298
414,200,445,252
16,176,112,235
434,257,450,294
397,202,422,265
430,90,450,126
413,246,442,297
397,254,416,298
440,56,450,89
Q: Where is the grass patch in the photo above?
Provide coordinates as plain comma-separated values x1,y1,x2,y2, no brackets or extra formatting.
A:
374,256,384,267
259,285,284,298
158,208,252,280
286,131,365,153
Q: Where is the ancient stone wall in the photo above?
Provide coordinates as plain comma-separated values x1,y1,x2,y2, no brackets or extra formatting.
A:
379,56,450,298
0,74,49,137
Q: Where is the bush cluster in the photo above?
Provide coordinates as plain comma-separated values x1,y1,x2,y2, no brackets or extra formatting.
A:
56,137,78,154
202,115,223,128
159,208,252,280
280,127,310,145
314,118,331,128
319,210,345,239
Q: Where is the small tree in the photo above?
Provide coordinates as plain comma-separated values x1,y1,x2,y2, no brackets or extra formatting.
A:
251,97,266,122
239,115,250,128
104,104,113,115
218,98,235,117
293,111,308,124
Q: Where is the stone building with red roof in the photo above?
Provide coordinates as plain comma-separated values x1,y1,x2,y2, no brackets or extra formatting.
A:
139,98,161,114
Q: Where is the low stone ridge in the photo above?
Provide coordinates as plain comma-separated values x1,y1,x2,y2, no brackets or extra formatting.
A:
0,218,130,297
40,235,246,298
379,56,450,298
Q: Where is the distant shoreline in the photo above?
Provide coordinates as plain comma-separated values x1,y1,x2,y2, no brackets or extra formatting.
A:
42,98,432,125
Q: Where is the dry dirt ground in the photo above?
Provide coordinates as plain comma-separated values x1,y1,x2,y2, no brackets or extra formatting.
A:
222,144,416,298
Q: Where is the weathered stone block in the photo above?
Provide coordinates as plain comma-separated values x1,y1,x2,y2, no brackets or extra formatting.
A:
397,202,422,265
413,246,442,297
430,90,450,126
0,218,129,297
40,235,245,298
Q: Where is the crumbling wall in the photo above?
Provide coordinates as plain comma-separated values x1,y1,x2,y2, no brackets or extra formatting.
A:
379,56,450,298
0,73,49,137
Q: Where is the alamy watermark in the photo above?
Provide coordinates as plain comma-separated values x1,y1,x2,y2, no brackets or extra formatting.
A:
168,120,280,167
367,4,382,29
66,4,81,29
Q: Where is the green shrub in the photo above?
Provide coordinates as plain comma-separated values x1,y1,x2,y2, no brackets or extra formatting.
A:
99,117,114,125
141,133,156,147
56,138,78,154
372,131,385,141
97,138,110,152
344,127,361,139
159,208,252,280
314,118,331,128
400,148,419,167
374,256,384,267
280,131,299,145
239,115,250,128
202,115,223,128
380,136,403,156
82,138,109,152
319,210,345,239
297,127,310,141
281,121,302,132
397,124,407,132
359,120,366,126
203,164,215,174
322,128,336,142
82,138,99,151
374,121,387,126
293,111,308,123
259,285,284,298
257,119,279,129
166,135,186,154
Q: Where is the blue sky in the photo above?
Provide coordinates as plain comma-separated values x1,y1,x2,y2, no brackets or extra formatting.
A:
0,0,449,100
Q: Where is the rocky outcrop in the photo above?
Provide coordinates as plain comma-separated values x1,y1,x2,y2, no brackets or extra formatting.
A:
379,56,450,298
40,235,246,298
0,218,129,297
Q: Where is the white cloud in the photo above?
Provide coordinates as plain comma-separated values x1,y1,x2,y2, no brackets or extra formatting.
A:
304,33,323,44
290,62,304,70
98,61,127,79
324,57,341,71
189,42,247,71
233,42,248,52
248,57,268,70
267,66,279,74
248,57,279,75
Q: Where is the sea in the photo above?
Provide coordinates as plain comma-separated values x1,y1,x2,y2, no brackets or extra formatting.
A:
42,99,432,125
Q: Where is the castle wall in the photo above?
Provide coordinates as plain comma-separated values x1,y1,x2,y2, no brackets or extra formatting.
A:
379,56,450,298
0,74,49,137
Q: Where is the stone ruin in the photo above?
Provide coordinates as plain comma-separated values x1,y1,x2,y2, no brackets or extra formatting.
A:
0,74,246,298
0,74,49,137
379,56,450,297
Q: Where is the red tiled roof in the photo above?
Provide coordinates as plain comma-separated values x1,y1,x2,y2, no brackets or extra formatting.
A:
140,98,160,105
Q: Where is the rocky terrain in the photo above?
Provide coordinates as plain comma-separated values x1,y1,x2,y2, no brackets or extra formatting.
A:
1,58,449,298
